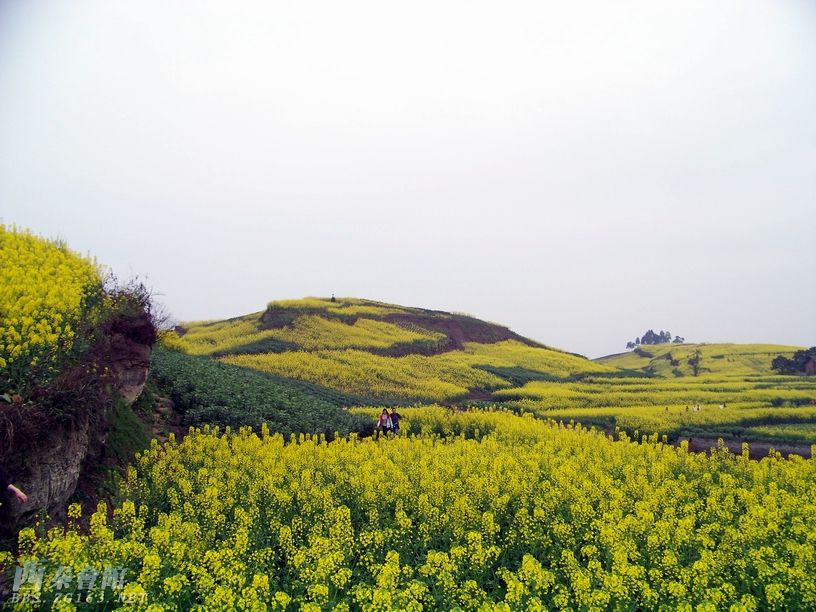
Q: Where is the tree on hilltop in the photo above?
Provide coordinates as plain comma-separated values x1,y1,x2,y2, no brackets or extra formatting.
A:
626,329,681,349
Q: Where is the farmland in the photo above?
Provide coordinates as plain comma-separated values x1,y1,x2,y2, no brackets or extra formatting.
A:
166,299,815,446
149,346,370,435
4,236,816,610
13,408,816,609
492,375,816,440
596,343,802,377
170,298,610,405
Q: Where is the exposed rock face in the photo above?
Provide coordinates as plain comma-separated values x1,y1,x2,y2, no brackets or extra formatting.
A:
3,411,91,526
0,325,152,530
108,338,151,405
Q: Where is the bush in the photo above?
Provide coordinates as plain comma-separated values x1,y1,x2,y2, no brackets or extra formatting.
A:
772,348,816,375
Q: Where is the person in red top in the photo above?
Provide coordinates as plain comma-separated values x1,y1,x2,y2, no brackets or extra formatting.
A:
0,466,27,504
376,408,392,433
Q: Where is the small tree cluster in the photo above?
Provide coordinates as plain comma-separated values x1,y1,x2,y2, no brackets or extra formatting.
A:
688,349,703,376
626,330,684,350
771,347,816,375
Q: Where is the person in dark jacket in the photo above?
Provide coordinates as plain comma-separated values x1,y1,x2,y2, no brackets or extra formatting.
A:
0,466,27,504
389,408,401,434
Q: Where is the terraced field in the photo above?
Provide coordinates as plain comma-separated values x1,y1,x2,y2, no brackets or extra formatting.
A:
596,342,802,377
163,299,816,445
167,298,608,405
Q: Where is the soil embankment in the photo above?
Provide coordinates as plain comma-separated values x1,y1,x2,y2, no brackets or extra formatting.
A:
682,436,812,459
0,314,153,530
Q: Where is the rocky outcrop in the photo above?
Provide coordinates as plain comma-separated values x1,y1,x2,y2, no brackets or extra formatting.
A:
0,318,153,530
108,336,151,405
3,411,91,526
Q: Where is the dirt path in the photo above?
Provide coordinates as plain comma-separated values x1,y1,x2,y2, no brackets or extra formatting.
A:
680,437,812,459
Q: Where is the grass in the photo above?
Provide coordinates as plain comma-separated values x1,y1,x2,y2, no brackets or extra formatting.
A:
105,398,150,464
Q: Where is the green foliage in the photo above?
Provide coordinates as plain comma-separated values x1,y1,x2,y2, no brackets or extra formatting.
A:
772,347,816,375
688,348,702,376
105,398,149,464
150,346,371,436
626,329,676,349
744,422,816,444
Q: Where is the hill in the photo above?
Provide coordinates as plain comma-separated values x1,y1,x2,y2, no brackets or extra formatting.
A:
163,297,612,407
158,303,816,445
488,342,815,443
596,343,803,377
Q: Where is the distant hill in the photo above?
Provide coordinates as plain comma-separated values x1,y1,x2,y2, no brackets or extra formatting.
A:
158,301,816,445
164,297,613,404
596,343,804,377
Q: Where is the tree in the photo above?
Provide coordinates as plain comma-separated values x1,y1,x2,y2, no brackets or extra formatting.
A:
626,329,685,350
772,355,795,374
771,347,816,375
688,349,702,376
640,330,655,345
673,335,684,344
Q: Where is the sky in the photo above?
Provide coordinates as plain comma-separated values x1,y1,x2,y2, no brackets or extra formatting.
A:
1,0,814,358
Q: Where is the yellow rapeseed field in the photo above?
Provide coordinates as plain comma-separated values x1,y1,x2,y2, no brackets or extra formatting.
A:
0,225,100,379
493,376,816,439
11,408,816,610
220,341,610,403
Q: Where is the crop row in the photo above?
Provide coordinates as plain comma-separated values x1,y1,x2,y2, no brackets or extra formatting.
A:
11,408,816,609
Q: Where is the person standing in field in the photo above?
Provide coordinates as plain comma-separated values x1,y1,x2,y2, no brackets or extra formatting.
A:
376,408,392,433
390,408,402,434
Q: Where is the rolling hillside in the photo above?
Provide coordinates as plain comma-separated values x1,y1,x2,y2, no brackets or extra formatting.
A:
596,342,803,377
165,297,612,405
157,301,816,443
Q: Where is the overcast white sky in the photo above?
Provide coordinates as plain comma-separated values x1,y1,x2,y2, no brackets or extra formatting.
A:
1,0,814,358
